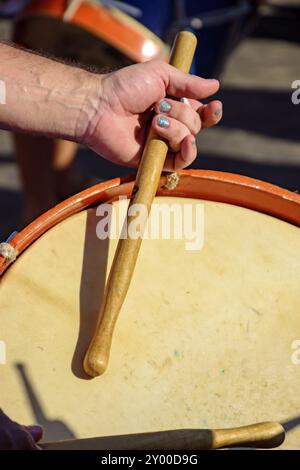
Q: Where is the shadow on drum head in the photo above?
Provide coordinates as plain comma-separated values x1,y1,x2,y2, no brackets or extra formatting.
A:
15,363,76,441
72,208,110,380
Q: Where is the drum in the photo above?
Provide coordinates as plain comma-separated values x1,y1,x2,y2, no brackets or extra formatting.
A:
0,170,300,449
15,0,168,66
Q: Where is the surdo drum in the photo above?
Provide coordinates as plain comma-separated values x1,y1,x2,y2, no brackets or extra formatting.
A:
0,170,300,448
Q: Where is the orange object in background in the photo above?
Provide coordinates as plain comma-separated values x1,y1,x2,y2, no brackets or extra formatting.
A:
20,0,169,63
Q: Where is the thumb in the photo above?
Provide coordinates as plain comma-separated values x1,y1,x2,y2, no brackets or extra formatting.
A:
164,63,220,100
26,425,43,442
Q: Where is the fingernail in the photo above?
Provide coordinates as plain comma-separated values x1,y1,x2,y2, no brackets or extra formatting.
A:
214,106,223,118
159,100,171,113
192,138,197,146
157,116,170,128
27,425,43,442
180,97,191,107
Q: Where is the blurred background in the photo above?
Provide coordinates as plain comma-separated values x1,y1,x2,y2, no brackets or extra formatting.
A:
0,0,299,240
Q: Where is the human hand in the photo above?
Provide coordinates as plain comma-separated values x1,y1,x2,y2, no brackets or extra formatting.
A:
0,44,221,169
83,60,222,170
0,409,43,450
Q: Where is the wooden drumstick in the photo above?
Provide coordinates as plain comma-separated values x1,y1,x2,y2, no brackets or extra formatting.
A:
41,422,285,450
84,31,198,377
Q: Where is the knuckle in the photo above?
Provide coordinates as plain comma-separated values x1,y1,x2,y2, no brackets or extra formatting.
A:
181,107,191,123
180,107,200,134
153,59,167,71
169,135,181,152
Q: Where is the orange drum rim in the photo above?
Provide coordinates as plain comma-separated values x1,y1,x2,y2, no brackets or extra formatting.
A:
19,0,169,63
1,169,299,276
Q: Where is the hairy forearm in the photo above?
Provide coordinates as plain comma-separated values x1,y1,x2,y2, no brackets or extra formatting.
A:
0,42,101,141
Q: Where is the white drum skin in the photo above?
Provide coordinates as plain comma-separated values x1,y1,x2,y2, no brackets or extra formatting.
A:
0,196,300,448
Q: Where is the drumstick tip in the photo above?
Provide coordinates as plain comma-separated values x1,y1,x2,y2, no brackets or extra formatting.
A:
83,351,107,378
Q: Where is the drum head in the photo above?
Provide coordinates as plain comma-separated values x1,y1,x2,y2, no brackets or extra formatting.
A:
1,196,300,448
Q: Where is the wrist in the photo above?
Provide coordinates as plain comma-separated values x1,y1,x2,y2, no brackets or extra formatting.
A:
75,71,105,148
